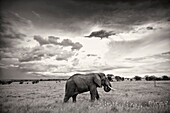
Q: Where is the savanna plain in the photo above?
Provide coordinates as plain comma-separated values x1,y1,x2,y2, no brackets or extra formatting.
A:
0,80,170,113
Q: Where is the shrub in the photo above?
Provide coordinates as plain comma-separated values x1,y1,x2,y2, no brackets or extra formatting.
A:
19,81,24,84
32,80,39,84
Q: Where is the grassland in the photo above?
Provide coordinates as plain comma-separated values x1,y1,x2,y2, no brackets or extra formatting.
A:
0,81,170,113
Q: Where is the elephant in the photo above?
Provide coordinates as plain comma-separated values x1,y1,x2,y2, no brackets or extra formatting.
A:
63,73,113,102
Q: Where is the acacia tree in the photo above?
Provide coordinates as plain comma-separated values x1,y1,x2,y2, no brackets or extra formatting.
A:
115,76,122,81
107,74,114,82
134,76,142,81
162,75,169,80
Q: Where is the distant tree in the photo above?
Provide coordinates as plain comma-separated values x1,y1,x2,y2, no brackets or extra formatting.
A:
150,75,156,81
162,75,169,80
145,75,149,81
126,78,130,80
155,77,162,81
121,77,124,81
115,76,122,81
0,80,12,85
107,74,114,82
134,76,142,81
145,75,156,81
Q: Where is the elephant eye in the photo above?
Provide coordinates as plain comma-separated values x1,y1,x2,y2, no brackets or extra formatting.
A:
101,79,105,84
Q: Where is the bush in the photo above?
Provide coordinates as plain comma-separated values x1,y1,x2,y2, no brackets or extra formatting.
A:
32,80,39,84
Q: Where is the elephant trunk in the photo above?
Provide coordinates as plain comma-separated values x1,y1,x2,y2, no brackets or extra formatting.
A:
104,85,111,92
103,84,116,92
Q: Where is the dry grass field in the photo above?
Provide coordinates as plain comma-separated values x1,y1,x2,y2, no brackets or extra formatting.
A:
0,80,170,113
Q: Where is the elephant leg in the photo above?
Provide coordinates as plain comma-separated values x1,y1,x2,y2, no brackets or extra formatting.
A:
96,90,100,100
64,88,75,103
72,94,78,103
90,86,97,102
64,80,77,103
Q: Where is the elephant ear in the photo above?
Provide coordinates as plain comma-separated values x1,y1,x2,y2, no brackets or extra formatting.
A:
93,74,101,87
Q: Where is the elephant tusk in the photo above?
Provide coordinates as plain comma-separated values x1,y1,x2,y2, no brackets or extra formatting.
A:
108,86,116,91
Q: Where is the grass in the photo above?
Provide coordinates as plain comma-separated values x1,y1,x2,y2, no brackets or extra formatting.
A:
0,81,170,113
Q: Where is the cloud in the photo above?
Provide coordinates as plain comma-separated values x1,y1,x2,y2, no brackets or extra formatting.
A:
125,51,170,63
111,51,170,75
60,39,83,50
33,35,83,50
32,11,41,18
71,42,83,50
1,0,170,77
0,48,29,60
56,52,74,61
19,60,73,74
48,36,60,44
72,58,79,66
0,12,32,48
1,0,170,39
146,26,154,30
34,35,49,45
87,54,97,57
0,16,27,40
71,52,115,73
85,30,116,39
61,39,74,46
20,62,53,72
18,45,75,62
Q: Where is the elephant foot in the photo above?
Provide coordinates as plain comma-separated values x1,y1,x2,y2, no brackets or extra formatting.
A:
90,99,95,102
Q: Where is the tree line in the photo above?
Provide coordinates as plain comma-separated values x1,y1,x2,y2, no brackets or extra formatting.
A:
130,75,170,81
107,74,170,81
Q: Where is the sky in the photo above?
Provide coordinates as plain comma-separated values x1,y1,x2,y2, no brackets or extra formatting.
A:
0,0,170,79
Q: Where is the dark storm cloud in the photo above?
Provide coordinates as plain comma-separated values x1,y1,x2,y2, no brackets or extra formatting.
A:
71,0,170,31
85,30,116,39
0,12,29,48
1,0,169,35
